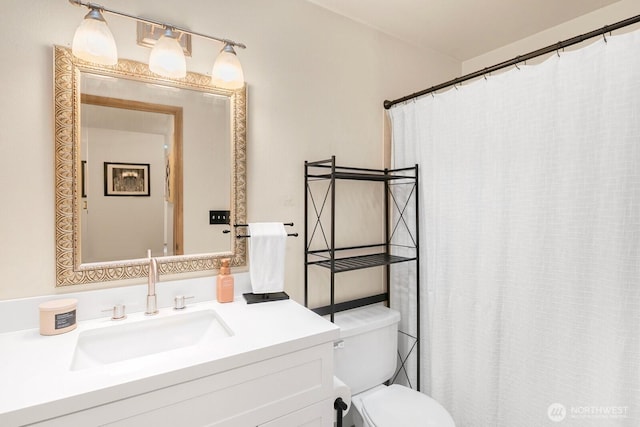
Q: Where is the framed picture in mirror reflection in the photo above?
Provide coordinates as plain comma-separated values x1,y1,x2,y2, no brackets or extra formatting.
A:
104,162,150,196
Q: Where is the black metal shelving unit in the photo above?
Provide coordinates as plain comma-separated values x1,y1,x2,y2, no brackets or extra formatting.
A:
304,156,421,390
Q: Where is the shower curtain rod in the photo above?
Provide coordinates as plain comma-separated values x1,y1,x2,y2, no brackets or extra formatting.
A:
383,13,640,109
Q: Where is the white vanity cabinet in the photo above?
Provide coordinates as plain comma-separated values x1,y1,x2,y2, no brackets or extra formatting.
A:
0,299,339,427
30,344,334,427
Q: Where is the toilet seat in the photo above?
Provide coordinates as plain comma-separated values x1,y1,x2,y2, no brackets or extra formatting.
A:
359,385,455,427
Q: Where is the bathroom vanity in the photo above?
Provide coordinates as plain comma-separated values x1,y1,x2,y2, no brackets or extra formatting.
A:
25,43,341,426
0,297,339,426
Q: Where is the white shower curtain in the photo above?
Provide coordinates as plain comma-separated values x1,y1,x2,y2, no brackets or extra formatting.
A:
390,30,640,427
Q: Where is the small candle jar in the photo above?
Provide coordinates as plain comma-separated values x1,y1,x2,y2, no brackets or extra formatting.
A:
39,299,78,336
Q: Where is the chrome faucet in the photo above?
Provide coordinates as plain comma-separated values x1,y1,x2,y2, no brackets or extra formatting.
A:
146,249,159,315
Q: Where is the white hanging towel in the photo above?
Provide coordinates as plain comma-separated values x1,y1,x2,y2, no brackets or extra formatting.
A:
248,222,287,294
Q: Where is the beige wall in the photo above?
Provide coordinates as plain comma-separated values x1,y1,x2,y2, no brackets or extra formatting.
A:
462,0,640,74
0,0,458,301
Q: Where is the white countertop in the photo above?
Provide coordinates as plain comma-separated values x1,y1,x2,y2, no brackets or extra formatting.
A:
0,298,339,426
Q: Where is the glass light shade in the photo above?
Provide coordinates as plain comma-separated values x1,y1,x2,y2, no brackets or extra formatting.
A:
71,9,118,66
211,44,244,89
149,29,187,79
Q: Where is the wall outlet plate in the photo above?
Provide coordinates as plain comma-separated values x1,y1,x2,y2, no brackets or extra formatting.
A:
209,210,230,225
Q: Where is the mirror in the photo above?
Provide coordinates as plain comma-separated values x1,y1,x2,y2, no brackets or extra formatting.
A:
54,46,247,286
80,93,185,263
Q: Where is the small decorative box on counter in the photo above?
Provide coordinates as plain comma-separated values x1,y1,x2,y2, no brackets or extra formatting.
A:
38,299,78,336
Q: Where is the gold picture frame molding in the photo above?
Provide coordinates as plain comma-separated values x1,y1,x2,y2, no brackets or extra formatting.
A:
54,45,247,286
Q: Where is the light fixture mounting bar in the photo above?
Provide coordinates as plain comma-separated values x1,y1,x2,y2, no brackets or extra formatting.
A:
68,0,247,49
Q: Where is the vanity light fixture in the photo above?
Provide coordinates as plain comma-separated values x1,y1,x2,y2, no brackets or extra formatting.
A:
71,6,118,65
68,0,246,88
148,27,187,79
211,44,245,90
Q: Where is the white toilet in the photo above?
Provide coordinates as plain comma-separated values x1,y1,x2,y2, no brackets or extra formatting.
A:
333,305,455,427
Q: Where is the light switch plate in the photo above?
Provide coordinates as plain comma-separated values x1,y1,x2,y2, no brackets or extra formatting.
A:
209,210,230,225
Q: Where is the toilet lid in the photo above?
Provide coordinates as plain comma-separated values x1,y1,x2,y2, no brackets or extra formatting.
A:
361,385,455,427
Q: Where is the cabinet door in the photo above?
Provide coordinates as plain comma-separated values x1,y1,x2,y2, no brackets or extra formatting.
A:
259,399,334,427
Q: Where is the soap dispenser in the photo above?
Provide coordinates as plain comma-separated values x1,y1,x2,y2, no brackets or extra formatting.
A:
217,258,234,303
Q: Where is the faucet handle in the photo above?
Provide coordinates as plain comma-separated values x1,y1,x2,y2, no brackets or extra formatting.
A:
102,304,127,320
174,295,195,310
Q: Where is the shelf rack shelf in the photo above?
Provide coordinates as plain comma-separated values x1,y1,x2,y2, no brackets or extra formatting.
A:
309,253,416,273
304,155,421,389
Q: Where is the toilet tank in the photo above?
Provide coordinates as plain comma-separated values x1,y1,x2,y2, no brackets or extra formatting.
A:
333,305,401,395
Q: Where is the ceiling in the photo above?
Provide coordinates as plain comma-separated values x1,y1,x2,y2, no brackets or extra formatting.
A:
307,0,621,61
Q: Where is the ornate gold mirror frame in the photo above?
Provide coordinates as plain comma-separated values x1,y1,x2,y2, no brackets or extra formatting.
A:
54,46,246,286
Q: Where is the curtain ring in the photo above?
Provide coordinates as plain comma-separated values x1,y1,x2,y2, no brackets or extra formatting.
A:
514,56,521,70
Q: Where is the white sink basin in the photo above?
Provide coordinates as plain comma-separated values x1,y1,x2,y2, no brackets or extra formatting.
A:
71,309,233,370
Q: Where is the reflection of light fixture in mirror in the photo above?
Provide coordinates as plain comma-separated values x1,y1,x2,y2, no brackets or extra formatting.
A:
71,7,118,65
211,44,245,90
149,28,187,78
68,0,246,87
